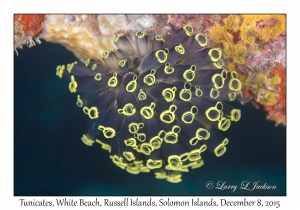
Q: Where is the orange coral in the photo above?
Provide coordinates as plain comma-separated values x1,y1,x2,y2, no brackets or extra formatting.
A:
14,14,45,51
14,14,45,37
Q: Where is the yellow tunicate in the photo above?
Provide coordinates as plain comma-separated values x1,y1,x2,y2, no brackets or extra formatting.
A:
160,104,177,124
117,103,136,116
183,65,196,82
155,48,169,63
214,138,229,157
81,134,94,146
140,102,156,119
126,75,138,93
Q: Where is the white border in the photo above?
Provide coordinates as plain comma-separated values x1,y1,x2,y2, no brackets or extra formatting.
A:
3,0,296,209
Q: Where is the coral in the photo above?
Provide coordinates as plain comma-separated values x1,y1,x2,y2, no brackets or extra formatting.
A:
240,71,280,105
56,26,242,183
239,63,286,126
166,14,228,32
241,14,286,43
14,14,45,51
237,34,286,126
208,14,286,68
40,15,172,63
265,65,286,126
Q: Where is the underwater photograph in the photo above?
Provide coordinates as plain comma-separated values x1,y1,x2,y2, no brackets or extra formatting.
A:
14,14,286,196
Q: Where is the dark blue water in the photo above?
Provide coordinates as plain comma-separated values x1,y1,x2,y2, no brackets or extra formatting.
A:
14,41,286,196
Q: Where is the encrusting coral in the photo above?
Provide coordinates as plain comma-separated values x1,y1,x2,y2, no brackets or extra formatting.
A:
208,14,285,67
